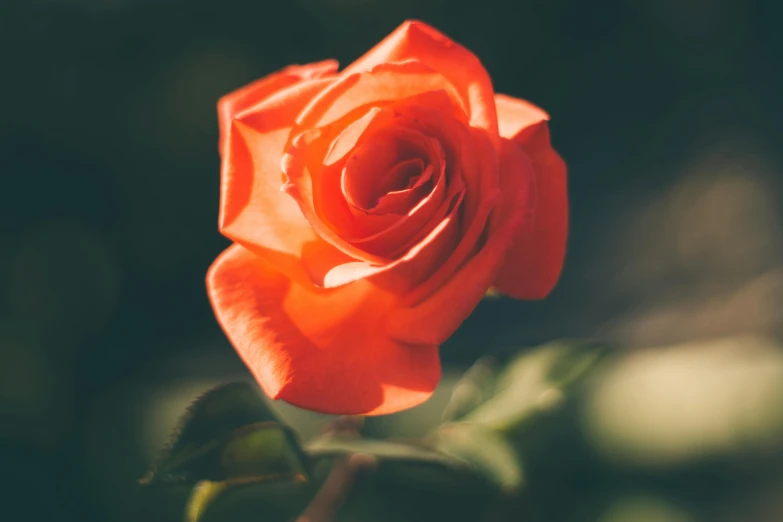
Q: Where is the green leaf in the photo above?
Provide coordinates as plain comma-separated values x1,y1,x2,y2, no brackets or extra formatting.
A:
306,434,506,496
220,422,309,483
140,381,306,485
307,430,523,494
185,481,228,522
306,436,459,468
441,356,498,423
433,422,523,494
464,340,609,433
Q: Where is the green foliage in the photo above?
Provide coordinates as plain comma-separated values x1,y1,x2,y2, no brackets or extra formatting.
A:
140,382,306,485
140,341,613,522
306,435,459,468
140,338,783,522
433,422,523,493
218,422,309,482
440,356,497,423
463,340,609,432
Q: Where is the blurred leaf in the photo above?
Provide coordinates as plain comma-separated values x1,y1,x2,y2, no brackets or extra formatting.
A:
441,357,497,423
433,422,523,494
185,481,227,522
306,433,523,496
598,494,695,522
583,336,783,467
306,436,459,468
465,340,610,433
140,382,305,485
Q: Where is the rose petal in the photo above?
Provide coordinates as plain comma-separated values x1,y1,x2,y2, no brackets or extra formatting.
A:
342,21,498,133
283,88,476,290
332,95,469,258
341,129,438,213
339,126,449,255
400,126,500,306
388,138,535,344
206,244,441,415
218,60,338,153
296,60,463,131
369,198,462,292
316,184,464,290
284,95,458,260
492,121,568,299
365,159,431,215
352,165,449,258
219,77,352,286
495,93,549,139
282,109,391,265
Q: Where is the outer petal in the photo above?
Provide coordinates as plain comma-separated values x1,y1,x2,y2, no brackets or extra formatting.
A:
388,138,534,344
206,244,441,415
495,93,549,140
296,60,462,131
492,99,568,299
342,21,498,133
220,77,353,286
218,59,338,153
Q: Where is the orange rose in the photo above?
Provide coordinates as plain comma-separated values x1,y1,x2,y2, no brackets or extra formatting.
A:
207,21,568,415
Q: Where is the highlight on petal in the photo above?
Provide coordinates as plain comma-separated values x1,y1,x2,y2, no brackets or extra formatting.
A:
219,77,349,286
388,138,535,345
342,20,498,132
492,122,568,299
495,93,549,140
218,59,338,153
296,60,463,131
206,244,441,415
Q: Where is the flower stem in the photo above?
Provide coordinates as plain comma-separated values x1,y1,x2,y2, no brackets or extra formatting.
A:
295,453,378,522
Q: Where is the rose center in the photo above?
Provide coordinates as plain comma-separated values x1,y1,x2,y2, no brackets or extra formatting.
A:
341,133,440,216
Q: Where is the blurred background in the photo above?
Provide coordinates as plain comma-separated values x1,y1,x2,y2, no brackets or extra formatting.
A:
1,0,782,520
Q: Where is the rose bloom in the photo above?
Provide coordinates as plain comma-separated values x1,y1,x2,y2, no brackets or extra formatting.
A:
207,21,568,415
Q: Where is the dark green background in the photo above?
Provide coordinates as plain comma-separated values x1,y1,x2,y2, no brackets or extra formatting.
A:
2,0,782,520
